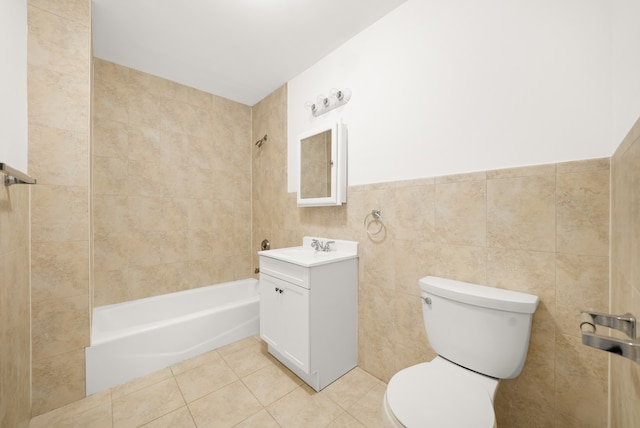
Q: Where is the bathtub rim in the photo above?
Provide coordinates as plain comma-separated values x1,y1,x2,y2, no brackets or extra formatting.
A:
90,278,259,346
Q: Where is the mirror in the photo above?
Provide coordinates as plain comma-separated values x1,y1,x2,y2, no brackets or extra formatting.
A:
300,129,332,199
297,122,347,207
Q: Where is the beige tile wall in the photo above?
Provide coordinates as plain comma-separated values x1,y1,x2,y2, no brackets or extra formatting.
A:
0,184,31,427
610,115,640,427
27,0,92,416
251,85,288,270
92,59,252,306
252,88,611,427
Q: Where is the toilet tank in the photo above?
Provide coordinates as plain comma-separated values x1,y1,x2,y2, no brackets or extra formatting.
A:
419,276,539,379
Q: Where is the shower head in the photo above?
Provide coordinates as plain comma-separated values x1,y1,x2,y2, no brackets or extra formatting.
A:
255,134,267,148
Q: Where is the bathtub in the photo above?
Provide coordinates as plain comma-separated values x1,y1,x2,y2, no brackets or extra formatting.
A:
85,278,259,395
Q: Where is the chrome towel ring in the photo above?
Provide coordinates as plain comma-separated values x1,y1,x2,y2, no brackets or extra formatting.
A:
364,209,384,237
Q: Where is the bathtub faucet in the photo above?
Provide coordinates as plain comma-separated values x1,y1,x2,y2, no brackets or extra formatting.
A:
311,239,335,252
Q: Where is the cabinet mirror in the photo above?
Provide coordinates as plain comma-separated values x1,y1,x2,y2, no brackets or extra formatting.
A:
297,122,347,207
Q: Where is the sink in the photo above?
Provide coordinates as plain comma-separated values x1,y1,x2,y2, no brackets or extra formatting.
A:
258,237,358,267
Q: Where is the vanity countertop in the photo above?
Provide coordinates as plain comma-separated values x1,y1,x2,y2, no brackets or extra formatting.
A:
258,237,358,268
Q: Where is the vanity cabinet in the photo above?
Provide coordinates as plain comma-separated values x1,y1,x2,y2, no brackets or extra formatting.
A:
258,242,358,391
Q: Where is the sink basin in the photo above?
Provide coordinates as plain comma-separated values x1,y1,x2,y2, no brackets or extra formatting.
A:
258,237,358,267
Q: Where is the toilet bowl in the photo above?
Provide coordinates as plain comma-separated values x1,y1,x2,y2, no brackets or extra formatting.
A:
383,276,539,428
382,357,498,427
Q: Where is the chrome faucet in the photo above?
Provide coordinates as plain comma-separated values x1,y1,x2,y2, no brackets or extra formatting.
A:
311,239,335,252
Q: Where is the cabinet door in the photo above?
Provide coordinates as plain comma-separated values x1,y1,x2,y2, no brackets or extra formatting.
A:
259,274,310,372
279,279,309,371
259,274,282,348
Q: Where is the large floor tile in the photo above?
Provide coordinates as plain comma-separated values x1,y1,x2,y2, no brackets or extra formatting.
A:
112,377,185,428
327,412,367,428
267,384,344,428
29,390,112,428
174,352,238,402
111,368,174,400
347,383,387,428
322,367,381,410
232,409,280,428
218,340,274,378
139,406,196,428
188,380,263,428
241,361,302,406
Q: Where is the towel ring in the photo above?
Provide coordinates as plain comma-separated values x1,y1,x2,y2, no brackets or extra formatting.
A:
364,209,384,237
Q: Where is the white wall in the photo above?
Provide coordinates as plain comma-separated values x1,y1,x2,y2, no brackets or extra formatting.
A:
288,0,614,189
612,0,640,149
0,0,28,172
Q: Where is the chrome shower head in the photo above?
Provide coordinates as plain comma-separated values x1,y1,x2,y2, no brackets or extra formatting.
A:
255,134,267,148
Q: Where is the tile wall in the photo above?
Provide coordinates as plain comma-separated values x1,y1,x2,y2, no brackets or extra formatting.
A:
251,85,288,270
252,88,611,427
27,0,92,416
92,59,252,306
0,185,31,427
610,115,640,427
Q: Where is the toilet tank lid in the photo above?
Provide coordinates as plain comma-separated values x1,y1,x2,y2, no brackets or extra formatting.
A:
419,276,539,314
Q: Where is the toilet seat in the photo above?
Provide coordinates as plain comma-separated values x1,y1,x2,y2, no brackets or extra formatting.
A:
385,360,496,427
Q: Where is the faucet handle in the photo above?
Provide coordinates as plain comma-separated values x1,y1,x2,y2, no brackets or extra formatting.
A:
324,241,335,252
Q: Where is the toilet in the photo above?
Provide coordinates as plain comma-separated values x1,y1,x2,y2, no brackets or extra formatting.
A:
383,276,539,427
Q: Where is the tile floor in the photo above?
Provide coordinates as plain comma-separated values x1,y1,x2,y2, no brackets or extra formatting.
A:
29,336,387,428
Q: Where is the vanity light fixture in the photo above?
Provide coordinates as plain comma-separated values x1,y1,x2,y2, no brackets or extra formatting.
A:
306,88,351,117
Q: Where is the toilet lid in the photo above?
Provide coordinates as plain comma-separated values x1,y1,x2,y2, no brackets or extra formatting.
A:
386,362,495,427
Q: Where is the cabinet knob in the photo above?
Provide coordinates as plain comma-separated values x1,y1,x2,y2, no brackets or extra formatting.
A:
275,287,279,292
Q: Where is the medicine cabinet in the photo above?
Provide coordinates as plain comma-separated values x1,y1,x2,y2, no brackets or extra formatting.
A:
297,122,347,207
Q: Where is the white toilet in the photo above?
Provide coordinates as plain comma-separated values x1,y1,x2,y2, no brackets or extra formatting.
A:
383,276,539,427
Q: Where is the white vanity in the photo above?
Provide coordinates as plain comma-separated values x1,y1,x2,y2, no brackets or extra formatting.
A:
258,237,358,391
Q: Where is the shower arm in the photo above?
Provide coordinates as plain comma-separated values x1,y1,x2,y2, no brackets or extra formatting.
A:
255,134,267,148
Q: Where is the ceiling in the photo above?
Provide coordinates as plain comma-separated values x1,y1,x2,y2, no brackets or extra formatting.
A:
91,0,408,106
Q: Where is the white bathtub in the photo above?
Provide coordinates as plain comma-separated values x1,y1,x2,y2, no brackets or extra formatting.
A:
85,278,259,395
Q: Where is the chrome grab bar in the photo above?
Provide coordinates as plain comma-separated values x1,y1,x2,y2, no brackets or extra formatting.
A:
580,310,640,365
581,332,640,364
0,163,36,186
581,310,636,338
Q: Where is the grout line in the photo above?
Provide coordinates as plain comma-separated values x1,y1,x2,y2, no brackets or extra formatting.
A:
172,369,199,428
